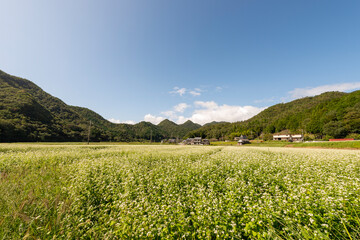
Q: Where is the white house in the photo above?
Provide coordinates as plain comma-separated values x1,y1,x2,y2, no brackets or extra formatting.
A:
273,134,303,142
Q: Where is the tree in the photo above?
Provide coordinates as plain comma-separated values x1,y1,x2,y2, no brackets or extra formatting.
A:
323,121,348,138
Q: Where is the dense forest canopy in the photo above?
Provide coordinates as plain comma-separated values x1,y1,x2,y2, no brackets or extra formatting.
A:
1,70,359,142
186,91,360,140
0,70,201,142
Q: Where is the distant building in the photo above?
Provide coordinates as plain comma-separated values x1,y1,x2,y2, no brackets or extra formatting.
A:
184,137,210,145
273,134,303,142
291,135,303,142
168,138,177,144
273,135,291,141
237,135,250,145
194,137,202,145
202,139,210,145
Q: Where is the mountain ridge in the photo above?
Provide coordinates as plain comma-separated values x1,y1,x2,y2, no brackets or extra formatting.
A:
0,70,201,142
1,69,359,142
186,91,360,140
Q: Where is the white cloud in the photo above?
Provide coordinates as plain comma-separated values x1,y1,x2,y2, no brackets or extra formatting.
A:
143,101,265,125
289,82,360,99
170,87,187,96
194,101,218,109
161,110,177,118
189,88,203,96
160,103,190,119
185,101,265,125
108,118,135,124
173,103,189,113
144,114,165,124
176,116,191,124
189,90,201,96
169,87,202,97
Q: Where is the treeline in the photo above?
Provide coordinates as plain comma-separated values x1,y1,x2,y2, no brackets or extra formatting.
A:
2,69,359,142
187,91,360,140
0,70,201,142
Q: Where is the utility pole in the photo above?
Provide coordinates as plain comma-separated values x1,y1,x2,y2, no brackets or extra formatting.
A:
150,130,152,143
302,129,304,142
87,120,92,145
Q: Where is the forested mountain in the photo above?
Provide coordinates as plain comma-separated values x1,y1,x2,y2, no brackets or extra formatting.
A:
2,69,359,142
0,70,200,142
187,91,360,140
158,119,201,139
203,121,228,127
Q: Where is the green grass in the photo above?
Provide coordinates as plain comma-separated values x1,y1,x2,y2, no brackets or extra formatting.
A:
210,140,295,147
210,141,239,146
292,141,360,149
1,144,360,239
211,140,360,149
211,140,292,147
3,141,163,145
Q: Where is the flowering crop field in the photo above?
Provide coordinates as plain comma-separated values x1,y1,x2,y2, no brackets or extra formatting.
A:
0,144,360,239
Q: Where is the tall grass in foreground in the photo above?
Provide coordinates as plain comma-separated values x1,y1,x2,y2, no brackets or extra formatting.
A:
0,145,359,239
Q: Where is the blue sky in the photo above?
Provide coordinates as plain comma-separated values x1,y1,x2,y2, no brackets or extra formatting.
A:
1,0,360,124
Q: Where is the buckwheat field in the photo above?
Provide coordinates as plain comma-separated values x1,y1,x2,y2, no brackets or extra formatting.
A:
0,144,359,239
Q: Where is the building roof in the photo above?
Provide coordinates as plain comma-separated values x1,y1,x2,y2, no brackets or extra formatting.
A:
273,134,303,138
273,135,291,138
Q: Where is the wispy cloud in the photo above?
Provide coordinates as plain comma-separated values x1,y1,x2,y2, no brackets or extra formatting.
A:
215,86,223,92
189,90,201,96
108,118,135,124
170,87,187,96
169,87,202,97
289,82,360,99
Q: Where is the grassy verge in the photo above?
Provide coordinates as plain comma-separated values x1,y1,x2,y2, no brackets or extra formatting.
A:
211,140,360,149
211,141,292,147
291,140,360,149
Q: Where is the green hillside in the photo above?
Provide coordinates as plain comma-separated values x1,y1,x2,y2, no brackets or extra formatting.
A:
0,70,200,142
158,119,201,139
187,91,360,140
2,69,358,142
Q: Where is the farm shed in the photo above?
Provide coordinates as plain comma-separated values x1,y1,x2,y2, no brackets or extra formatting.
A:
202,139,210,145
185,138,194,145
237,135,250,145
194,137,202,145
273,134,303,142
184,137,210,145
